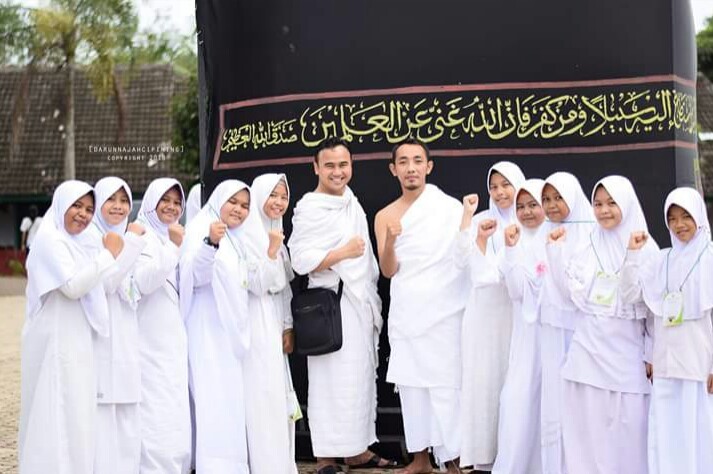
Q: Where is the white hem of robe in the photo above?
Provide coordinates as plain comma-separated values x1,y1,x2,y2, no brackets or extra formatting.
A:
398,385,460,465
648,378,713,474
540,324,573,474
94,403,141,474
307,294,377,458
562,381,648,474
492,315,542,474
460,282,513,467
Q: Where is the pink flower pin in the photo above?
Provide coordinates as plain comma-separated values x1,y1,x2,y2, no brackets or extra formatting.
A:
535,261,547,276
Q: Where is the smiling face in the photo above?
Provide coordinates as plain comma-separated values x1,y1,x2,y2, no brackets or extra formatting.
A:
389,143,433,192
592,185,623,230
314,145,352,195
64,193,95,235
489,171,515,209
516,190,545,229
666,204,697,243
263,181,289,220
101,187,130,227
221,189,250,229
156,187,183,225
541,183,571,223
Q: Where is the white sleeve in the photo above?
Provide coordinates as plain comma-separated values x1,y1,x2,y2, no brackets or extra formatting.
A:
133,239,180,295
102,233,147,294
620,249,644,304
59,250,115,299
20,217,32,232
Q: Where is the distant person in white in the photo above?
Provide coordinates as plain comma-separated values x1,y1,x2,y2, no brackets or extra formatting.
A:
20,205,43,254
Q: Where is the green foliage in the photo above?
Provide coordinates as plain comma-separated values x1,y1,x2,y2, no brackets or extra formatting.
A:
7,258,25,276
0,2,33,63
172,70,200,178
698,16,713,82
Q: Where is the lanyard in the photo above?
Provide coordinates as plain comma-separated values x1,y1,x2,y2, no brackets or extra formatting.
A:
589,232,624,274
665,244,709,293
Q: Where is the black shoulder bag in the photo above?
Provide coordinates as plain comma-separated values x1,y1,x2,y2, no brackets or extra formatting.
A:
290,275,344,356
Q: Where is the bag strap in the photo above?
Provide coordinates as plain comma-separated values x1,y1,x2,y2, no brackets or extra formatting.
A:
337,279,343,298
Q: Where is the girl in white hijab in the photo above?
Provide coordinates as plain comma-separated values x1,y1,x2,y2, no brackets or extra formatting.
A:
19,180,123,474
179,179,252,473
553,176,656,474
185,182,202,223
134,178,191,474
622,187,713,474
85,177,148,474
240,173,299,474
540,171,595,474
492,178,547,474
457,161,526,469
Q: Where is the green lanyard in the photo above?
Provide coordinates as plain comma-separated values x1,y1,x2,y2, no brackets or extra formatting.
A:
665,244,709,293
589,232,624,275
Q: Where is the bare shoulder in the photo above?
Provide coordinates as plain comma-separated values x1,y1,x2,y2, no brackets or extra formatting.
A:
375,200,399,225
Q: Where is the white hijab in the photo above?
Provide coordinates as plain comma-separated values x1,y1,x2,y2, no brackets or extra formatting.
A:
242,173,294,290
180,179,252,358
541,171,595,311
589,176,658,274
185,182,202,224
137,178,185,241
512,179,547,322
640,187,713,320
91,177,132,235
474,161,526,253
25,180,109,336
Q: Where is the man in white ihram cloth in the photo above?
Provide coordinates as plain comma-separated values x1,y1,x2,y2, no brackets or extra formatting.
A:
288,138,397,474
375,138,468,474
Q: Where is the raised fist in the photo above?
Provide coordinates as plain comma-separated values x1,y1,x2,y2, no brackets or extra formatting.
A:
385,222,402,245
344,236,366,259
477,218,498,240
267,229,285,259
548,226,566,243
126,222,145,236
628,231,648,250
208,221,227,246
462,194,479,217
168,223,185,247
504,224,521,247
103,231,124,258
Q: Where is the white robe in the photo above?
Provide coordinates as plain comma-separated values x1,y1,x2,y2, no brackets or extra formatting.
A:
135,230,191,474
457,226,513,468
92,232,146,474
288,187,382,458
386,184,466,463
242,173,298,474
492,242,545,474
19,251,115,473
182,242,250,473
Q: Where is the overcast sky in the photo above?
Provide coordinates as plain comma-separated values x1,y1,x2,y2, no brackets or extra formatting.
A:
14,0,713,39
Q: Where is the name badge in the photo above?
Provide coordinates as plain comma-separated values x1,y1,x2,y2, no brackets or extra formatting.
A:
588,271,619,307
663,291,684,327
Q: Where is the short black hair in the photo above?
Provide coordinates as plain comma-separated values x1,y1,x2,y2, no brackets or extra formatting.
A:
391,137,430,163
28,205,39,219
314,137,352,163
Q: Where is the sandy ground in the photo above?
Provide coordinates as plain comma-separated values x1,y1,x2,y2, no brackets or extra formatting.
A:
0,280,414,474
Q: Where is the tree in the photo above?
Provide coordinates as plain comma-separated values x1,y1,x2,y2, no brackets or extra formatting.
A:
4,0,137,179
698,16,713,82
171,42,199,179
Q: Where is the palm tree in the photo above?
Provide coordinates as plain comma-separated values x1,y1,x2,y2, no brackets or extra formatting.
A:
18,0,137,179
